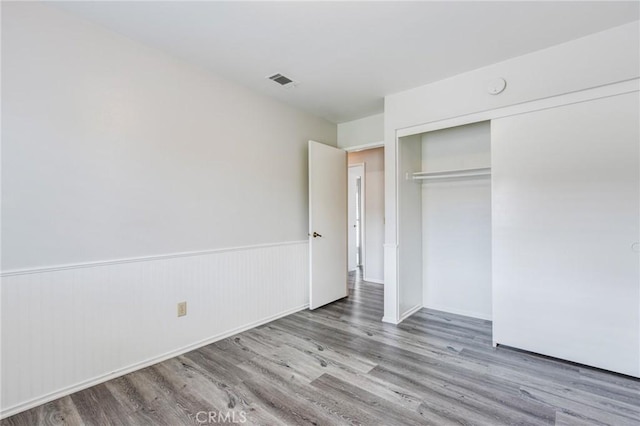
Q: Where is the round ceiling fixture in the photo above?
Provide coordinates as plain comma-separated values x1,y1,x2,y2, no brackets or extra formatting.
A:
487,78,507,95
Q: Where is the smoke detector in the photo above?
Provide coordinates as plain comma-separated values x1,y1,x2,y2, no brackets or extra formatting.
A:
487,78,507,95
267,73,298,89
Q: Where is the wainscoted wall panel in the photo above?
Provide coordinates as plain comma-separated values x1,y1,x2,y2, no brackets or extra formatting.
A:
0,241,309,418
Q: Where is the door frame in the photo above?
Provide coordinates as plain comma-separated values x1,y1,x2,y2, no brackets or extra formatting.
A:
348,163,366,272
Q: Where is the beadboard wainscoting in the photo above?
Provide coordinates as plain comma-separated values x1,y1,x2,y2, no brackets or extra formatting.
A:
0,241,309,418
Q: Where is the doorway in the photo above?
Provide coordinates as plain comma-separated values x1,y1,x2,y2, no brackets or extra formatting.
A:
346,147,385,284
348,164,365,272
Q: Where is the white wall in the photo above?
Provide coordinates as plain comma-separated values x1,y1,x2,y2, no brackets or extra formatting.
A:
383,21,640,323
1,2,335,416
421,122,492,320
338,113,384,149
385,22,640,135
2,2,336,272
348,148,384,283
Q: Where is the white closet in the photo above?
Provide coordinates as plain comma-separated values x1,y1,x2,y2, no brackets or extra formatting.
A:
396,91,640,378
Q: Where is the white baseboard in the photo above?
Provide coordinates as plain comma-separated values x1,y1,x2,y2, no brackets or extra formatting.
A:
399,304,423,323
0,303,308,419
423,303,492,321
363,276,383,284
381,315,400,324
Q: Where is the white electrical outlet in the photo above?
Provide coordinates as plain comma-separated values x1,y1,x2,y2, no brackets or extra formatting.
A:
177,301,187,317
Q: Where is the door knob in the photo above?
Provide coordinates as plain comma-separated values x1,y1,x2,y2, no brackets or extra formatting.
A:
312,232,322,238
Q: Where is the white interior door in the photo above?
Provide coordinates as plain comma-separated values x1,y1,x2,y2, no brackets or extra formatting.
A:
309,140,347,309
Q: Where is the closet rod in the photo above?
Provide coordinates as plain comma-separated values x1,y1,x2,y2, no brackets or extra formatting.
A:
412,167,491,181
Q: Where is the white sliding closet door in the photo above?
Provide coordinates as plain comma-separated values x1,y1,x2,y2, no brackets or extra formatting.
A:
492,92,640,377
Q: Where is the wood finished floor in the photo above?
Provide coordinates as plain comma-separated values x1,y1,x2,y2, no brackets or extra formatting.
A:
3,272,639,425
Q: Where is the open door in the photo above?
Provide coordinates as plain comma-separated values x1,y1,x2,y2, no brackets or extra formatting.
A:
309,140,348,309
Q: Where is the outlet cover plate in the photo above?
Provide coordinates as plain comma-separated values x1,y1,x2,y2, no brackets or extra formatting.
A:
177,301,187,317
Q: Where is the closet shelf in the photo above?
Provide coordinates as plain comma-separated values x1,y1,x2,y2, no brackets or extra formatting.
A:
412,167,491,181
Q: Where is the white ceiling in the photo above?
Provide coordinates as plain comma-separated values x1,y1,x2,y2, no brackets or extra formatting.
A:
52,1,639,123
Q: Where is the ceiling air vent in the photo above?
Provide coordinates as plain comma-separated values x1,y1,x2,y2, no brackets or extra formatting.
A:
267,73,297,88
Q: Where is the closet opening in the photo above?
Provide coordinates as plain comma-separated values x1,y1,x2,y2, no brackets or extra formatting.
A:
397,121,492,321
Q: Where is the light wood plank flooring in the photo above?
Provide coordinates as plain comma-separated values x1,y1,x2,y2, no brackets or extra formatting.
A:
3,271,639,425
